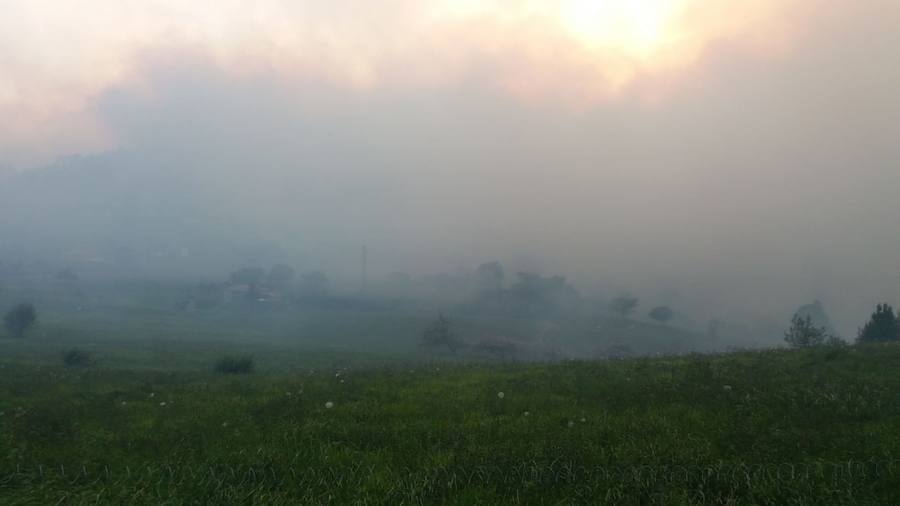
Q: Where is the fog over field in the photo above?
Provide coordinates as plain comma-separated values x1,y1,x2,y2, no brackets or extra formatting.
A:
4,3,900,503
1,0,899,338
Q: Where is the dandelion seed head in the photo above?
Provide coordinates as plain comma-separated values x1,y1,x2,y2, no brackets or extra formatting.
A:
497,392,505,399
325,401,334,409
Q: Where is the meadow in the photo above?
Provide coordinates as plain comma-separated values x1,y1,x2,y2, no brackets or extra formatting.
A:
2,317,899,504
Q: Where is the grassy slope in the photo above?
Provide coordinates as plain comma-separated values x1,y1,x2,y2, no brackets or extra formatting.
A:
1,343,899,504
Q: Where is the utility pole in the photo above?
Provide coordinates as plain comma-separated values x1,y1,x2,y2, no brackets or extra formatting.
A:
361,245,368,292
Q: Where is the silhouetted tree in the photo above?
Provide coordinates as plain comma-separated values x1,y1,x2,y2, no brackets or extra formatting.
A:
214,355,255,374
475,261,505,293
794,300,835,334
648,306,674,324
55,268,79,281
298,271,329,299
610,295,639,318
784,314,827,348
62,349,92,367
267,264,296,287
857,304,900,343
230,267,265,286
508,272,582,319
192,283,224,310
421,314,464,353
474,336,518,360
4,303,36,337
601,344,634,360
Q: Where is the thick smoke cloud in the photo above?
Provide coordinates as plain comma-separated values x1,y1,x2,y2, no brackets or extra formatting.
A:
0,0,898,336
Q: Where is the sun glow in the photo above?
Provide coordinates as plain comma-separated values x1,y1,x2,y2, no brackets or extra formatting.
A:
559,0,686,60
0,0,801,167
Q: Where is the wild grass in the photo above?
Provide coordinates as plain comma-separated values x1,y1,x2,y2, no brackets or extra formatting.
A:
1,339,899,504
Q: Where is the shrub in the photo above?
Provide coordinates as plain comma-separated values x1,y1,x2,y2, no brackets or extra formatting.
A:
648,306,674,324
857,304,900,343
214,355,255,374
62,349,92,367
4,303,37,338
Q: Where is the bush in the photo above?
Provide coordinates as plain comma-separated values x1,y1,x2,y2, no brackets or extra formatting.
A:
4,303,37,338
62,349,92,367
648,306,674,324
214,355,255,374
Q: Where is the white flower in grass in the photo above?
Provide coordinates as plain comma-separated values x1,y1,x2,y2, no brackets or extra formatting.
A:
497,392,505,400
723,385,733,392
523,411,530,417
325,401,334,409
222,422,229,428
159,402,167,407
567,420,575,428
149,393,155,398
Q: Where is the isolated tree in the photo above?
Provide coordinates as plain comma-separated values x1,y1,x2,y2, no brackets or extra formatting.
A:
62,349,92,367
298,271,329,299
230,267,265,286
648,306,674,325
857,304,900,343
610,295,639,318
214,355,255,374
602,344,634,360
387,271,412,285
784,314,828,348
421,314,464,353
192,283,223,310
4,303,36,337
474,336,518,360
508,272,582,319
267,264,296,287
475,261,505,293
55,268,79,281
794,300,835,334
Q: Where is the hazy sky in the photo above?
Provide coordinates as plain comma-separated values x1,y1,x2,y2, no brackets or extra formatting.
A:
1,0,899,332
2,0,802,168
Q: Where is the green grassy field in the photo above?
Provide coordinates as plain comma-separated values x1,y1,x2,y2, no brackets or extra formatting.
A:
2,330,900,504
